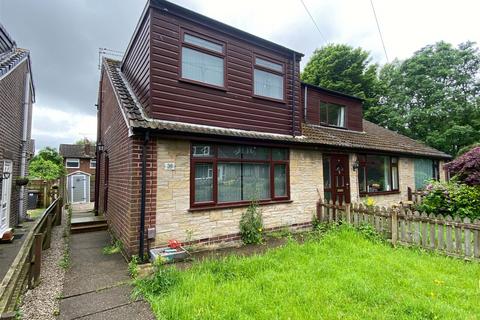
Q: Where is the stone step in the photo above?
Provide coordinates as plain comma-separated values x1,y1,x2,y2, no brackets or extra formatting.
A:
71,223,108,234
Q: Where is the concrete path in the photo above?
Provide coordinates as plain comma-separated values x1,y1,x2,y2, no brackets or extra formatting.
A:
58,205,154,320
0,219,35,281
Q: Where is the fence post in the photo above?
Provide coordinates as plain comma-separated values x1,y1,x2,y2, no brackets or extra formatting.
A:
391,208,398,246
317,200,323,222
55,198,63,226
44,214,52,250
33,233,43,287
346,204,351,224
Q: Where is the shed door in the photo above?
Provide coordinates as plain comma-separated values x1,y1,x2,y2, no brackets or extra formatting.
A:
1,160,13,234
70,174,88,203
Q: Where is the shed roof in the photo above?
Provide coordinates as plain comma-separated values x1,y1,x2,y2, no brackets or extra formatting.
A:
102,58,451,160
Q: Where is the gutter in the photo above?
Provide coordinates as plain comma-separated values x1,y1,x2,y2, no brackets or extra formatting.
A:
19,71,31,223
139,131,150,261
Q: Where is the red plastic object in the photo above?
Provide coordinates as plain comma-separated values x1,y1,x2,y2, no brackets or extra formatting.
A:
168,239,181,249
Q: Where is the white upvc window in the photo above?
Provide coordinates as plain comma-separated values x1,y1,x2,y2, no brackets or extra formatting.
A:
66,158,80,168
90,159,97,169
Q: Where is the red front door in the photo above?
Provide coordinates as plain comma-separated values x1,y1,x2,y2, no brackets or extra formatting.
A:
323,154,350,205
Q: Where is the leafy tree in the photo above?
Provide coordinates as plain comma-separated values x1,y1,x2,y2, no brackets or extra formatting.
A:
444,146,480,185
301,44,380,111
29,147,65,180
370,41,480,155
75,138,95,145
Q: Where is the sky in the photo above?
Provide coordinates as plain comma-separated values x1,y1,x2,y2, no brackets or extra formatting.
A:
0,0,478,152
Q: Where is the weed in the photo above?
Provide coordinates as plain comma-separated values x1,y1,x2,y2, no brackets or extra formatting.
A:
128,255,139,279
239,201,263,244
102,240,123,255
59,247,71,269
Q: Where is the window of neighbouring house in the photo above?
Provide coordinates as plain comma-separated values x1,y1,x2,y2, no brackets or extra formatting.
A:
181,32,225,88
357,155,399,195
191,143,289,207
414,159,440,190
90,159,96,169
320,102,346,128
253,57,284,101
66,158,80,168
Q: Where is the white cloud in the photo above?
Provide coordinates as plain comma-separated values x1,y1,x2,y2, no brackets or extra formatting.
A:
32,104,97,152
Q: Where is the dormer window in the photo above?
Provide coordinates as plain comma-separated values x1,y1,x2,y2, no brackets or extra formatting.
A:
253,56,284,101
181,32,225,88
320,102,346,128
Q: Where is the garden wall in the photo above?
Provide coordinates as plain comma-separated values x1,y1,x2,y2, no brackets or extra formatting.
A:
155,139,323,246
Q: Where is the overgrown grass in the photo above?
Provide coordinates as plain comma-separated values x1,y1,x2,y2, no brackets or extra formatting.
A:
136,225,480,320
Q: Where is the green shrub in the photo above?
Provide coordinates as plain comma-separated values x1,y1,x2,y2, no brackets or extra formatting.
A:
239,201,263,244
417,180,480,219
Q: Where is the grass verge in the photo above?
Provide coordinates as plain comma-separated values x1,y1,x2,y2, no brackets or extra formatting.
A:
135,225,480,320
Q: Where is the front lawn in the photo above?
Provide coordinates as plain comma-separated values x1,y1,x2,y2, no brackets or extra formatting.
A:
136,226,480,320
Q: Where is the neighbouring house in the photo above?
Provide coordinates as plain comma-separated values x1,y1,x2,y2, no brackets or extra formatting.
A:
95,0,451,257
0,23,35,240
59,143,96,204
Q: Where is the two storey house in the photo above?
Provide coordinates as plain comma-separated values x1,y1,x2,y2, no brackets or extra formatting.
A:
96,0,450,257
0,23,35,240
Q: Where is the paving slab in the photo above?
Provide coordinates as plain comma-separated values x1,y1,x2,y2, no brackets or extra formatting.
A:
79,300,155,320
60,284,134,319
59,230,154,319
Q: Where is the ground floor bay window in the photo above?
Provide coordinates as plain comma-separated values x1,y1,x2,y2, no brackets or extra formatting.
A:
358,154,399,195
191,143,289,208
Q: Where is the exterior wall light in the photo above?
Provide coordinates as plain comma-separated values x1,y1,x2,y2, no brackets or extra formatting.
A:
352,159,360,171
0,171,11,182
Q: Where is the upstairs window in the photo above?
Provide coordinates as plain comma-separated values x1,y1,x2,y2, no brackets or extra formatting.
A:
66,158,80,169
320,102,346,128
181,32,225,88
90,159,97,169
253,56,284,101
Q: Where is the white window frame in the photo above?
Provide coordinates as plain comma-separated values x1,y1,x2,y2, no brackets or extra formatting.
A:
90,159,97,169
66,158,80,169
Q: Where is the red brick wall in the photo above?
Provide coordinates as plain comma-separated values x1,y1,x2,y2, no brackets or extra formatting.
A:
97,68,157,257
0,60,31,227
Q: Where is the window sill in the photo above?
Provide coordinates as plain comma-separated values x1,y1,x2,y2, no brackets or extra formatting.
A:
360,191,400,197
189,199,293,212
252,94,286,104
179,78,227,92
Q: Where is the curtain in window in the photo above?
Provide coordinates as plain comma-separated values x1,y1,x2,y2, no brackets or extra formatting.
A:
274,164,287,197
182,47,224,86
414,159,433,190
217,163,242,202
242,163,270,200
337,106,345,127
194,163,213,202
254,69,283,100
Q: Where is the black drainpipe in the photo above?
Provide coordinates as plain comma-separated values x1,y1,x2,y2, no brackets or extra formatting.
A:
139,131,150,262
291,52,296,137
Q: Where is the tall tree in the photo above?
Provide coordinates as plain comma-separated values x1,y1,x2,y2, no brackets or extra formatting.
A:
301,44,380,111
369,41,480,156
29,147,65,180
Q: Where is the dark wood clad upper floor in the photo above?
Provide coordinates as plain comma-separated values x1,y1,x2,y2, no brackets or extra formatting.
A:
301,83,364,132
121,0,303,136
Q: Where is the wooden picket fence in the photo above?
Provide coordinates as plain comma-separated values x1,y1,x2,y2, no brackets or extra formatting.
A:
317,199,480,261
